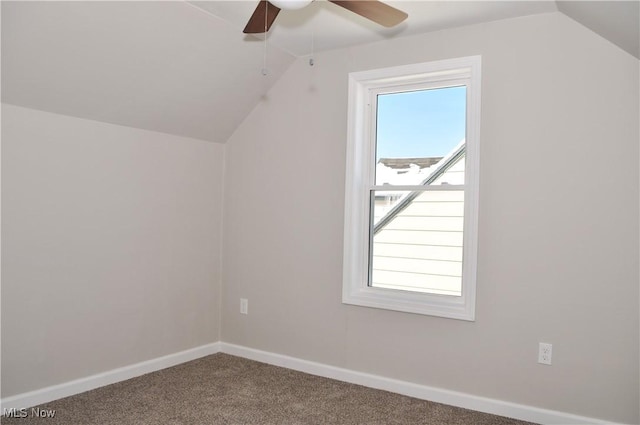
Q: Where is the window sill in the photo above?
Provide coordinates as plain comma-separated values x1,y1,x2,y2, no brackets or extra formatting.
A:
342,285,476,321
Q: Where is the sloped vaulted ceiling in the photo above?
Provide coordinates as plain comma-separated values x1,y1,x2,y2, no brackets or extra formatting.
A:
1,1,295,144
557,0,639,58
2,1,638,144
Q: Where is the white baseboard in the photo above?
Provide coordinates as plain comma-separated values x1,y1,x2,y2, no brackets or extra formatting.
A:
1,341,621,425
219,342,619,425
1,342,221,412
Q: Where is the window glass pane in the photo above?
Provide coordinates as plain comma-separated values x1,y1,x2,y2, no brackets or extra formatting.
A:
373,153,466,226
375,86,466,186
370,189,464,296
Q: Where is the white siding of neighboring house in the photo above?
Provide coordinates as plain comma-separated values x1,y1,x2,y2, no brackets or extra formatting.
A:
371,156,465,295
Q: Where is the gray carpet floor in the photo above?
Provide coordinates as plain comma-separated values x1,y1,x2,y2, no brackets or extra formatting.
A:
2,353,537,424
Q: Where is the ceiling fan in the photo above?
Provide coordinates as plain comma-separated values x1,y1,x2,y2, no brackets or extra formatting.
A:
243,0,408,34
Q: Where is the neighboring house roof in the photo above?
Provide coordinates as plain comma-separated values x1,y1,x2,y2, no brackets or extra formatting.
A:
374,143,466,234
378,157,443,170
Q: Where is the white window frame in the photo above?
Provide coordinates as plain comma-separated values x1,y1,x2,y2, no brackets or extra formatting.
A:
342,56,481,321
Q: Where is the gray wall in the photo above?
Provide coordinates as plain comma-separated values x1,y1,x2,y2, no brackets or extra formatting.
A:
221,13,639,424
1,104,224,397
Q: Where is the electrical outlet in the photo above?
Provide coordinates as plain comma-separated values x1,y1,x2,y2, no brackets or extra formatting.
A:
538,342,552,365
240,298,248,315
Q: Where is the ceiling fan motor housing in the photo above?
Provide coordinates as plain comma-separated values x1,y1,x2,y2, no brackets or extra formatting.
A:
269,0,313,10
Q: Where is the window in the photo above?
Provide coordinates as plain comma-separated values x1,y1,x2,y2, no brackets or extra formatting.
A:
342,56,481,320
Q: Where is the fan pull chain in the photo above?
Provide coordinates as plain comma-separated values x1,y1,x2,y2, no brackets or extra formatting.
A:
262,36,268,76
262,1,269,76
309,26,315,67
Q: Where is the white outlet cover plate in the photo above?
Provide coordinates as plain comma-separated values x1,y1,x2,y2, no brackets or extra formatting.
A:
538,342,552,365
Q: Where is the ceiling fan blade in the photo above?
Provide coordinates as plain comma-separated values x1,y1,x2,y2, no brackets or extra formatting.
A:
329,1,407,27
243,0,281,34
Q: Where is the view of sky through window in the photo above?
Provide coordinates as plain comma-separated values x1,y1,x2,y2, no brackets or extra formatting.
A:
375,86,467,162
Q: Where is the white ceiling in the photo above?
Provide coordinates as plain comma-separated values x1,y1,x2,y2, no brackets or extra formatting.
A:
2,1,638,143
192,1,557,57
